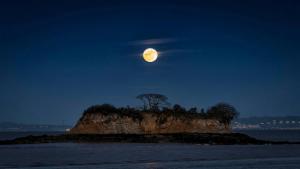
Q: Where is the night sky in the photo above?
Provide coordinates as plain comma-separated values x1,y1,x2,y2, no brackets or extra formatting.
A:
0,0,299,124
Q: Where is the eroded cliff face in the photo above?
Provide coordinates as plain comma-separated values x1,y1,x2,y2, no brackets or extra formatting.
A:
70,112,230,134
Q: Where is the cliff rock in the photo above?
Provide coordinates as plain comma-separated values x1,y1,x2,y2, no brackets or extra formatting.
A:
70,106,230,134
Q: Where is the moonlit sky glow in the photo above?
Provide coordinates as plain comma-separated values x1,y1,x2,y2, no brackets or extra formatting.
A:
0,0,299,124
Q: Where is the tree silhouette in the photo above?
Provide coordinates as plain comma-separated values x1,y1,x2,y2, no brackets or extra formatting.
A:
188,107,197,114
173,104,186,113
207,103,239,127
136,93,170,110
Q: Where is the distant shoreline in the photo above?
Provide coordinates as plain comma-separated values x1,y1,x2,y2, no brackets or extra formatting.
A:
0,133,299,145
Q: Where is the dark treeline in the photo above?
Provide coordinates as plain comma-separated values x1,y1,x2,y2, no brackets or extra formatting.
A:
83,94,239,126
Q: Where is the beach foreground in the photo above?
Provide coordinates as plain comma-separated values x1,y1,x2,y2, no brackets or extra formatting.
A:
1,143,300,169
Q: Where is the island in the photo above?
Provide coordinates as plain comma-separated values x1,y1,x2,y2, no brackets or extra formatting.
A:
1,94,299,145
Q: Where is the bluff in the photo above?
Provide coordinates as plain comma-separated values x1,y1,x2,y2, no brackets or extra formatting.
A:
70,105,230,134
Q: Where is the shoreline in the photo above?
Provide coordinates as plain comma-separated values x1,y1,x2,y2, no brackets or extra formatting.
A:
0,133,299,145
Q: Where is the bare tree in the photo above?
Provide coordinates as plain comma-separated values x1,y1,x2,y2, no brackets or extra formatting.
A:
136,93,170,110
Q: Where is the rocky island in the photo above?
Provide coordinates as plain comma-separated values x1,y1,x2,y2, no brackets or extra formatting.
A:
1,94,298,145
70,105,229,134
70,94,238,135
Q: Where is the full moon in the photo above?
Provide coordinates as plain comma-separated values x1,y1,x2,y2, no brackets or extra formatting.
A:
143,48,158,62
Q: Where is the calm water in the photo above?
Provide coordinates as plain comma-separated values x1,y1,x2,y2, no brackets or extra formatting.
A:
235,129,300,142
0,130,300,169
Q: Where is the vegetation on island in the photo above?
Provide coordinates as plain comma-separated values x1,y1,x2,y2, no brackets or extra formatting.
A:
82,93,239,126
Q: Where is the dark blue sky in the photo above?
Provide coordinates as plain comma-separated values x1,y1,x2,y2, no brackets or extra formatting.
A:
0,0,299,124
